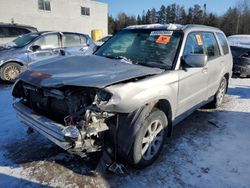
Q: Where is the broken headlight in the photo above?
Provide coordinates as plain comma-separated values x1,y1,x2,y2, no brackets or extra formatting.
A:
96,89,112,103
62,126,80,139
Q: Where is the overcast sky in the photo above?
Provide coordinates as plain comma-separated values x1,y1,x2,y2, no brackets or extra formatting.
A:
99,0,237,17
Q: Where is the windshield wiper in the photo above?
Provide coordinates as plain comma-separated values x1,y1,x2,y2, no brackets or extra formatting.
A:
135,61,170,70
104,55,133,64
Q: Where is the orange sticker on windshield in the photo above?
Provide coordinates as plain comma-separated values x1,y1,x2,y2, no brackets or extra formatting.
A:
196,34,203,45
156,35,171,44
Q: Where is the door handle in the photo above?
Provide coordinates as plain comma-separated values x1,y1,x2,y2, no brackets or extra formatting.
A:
202,67,208,74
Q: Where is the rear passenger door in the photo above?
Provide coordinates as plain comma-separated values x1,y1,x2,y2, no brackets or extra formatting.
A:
201,32,223,98
62,33,92,55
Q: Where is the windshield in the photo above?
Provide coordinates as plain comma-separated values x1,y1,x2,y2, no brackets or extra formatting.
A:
95,29,182,69
12,33,39,47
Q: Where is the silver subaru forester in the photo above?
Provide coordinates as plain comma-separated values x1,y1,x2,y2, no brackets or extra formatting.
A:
12,24,233,171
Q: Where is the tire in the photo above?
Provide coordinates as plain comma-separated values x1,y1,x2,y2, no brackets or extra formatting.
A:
128,108,168,169
211,77,228,108
0,62,22,82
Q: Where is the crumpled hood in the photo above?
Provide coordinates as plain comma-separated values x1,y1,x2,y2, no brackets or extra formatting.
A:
19,55,164,88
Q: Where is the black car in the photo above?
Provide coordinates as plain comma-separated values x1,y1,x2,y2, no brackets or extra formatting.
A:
230,46,250,77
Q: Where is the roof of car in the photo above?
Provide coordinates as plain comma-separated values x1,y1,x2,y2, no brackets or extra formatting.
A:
125,23,221,33
0,23,37,30
36,31,88,36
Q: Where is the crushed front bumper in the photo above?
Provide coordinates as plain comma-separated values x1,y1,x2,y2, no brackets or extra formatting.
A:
13,102,73,150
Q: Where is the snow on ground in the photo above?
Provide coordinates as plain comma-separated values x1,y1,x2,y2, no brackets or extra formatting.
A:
0,78,250,187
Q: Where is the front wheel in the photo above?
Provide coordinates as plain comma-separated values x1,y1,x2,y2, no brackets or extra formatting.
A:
0,62,22,82
128,108,168,169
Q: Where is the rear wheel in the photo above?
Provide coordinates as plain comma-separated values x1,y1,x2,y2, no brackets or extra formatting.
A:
211,77,228,108
128,108,168,168
0,62,21,82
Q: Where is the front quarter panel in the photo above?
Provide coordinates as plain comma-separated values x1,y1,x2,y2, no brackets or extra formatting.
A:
0,48,28,67
98,71,179,120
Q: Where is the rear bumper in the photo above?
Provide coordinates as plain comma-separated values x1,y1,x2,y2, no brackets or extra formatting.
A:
13,102,72,150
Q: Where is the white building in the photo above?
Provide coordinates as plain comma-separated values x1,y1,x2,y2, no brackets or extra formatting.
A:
0,0,108,37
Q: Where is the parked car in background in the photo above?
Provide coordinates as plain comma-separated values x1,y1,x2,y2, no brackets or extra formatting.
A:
228,35,250,49
230,46,250,77
12,24,232,170
0,31,96,81
228,35,250,77
95,35,112,46
0,23,38,44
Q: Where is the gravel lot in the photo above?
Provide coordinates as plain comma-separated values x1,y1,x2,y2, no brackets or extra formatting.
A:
0,78,250,188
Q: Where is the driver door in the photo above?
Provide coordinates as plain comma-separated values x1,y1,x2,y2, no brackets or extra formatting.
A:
176,32,209,116
28,33,62,62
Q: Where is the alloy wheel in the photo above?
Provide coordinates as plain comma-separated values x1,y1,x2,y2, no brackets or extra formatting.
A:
141,120,164,161
4,65,20,81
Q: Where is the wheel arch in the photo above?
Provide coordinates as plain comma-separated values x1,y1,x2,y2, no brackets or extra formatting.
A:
0,60,24,68
224,72,230,92
112,98,173,161
154,99,173,137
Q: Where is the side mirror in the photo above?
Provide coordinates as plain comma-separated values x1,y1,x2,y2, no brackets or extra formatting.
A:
183,54,208,68
30,45,41,52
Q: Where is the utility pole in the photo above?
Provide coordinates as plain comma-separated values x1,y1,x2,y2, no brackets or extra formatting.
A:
236,14,240,34
203,4,207,24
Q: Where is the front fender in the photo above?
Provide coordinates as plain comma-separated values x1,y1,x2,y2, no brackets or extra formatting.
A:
98,71,179,119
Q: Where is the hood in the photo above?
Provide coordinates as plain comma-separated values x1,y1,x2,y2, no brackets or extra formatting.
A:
19,55,164,88
0,45,22,60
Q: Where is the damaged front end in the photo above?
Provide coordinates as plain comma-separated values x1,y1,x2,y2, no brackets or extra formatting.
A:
12,80,115,158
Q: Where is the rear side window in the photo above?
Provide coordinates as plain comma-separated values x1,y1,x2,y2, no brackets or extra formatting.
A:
63,34,83,47
80,35,87,46
216,32,229,55
9,27,30,36
202,33,220,60
0,27,30,38
183,33,204,56
0,27,8,38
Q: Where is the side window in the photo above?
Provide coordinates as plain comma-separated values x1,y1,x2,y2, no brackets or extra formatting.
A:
81,7,90,16
38,0,51,11
63,34,81,47
202,32,220,60
0,27,9,38
80,35,87,46
183,33,204,56
17,28,30,35
0,27,30,38
216,32,229,55
34,34,59,49
7,27,20,37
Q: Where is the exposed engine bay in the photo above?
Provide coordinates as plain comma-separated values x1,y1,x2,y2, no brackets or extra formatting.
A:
12,80,116,158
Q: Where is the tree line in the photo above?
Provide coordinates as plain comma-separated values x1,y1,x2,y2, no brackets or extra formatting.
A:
108,0,250,36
